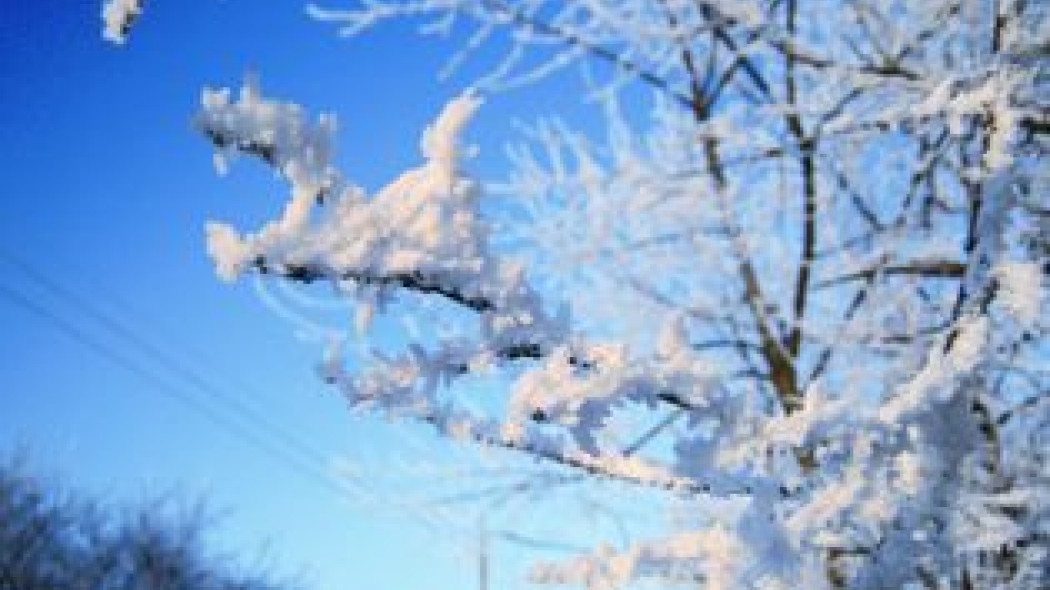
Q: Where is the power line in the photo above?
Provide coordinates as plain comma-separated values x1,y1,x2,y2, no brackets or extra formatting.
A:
0,250,337,472
0,265,353,500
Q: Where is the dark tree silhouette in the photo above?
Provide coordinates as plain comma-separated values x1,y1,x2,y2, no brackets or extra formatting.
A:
0,458,303,590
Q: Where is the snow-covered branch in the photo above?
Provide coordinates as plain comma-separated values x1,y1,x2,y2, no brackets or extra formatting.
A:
153,0,1050,587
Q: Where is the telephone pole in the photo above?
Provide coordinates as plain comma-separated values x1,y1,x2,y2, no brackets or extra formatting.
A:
479,514,489,590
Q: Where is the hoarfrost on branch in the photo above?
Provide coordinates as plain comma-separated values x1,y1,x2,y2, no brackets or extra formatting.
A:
109,0,1049,588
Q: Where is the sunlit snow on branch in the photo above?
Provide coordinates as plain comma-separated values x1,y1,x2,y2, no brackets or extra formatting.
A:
198,76,568,362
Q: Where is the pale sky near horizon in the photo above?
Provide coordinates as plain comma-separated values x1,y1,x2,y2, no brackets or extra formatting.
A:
0,2,609,587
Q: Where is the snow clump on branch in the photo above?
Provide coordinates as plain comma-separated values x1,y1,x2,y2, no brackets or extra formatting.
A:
197,77,566,352
101,0,144,45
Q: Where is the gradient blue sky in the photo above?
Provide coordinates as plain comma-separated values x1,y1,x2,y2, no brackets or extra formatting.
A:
0,1,604,587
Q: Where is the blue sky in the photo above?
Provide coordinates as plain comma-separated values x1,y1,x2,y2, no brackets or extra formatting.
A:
0,1,598,587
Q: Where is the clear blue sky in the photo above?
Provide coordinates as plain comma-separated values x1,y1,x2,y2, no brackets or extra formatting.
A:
0,1,602,587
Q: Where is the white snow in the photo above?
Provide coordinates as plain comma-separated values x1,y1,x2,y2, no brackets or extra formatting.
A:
102,0,143,45
995,261,1042,326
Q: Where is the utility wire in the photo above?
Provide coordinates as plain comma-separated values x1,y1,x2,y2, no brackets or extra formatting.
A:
0,250,337,474
0,271,353,500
